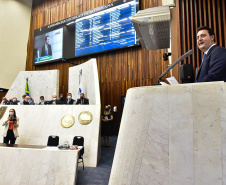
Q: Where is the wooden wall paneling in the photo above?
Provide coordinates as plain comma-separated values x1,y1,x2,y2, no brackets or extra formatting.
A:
217,0,222,46
207,1,212,28
212,0,217,42
186,0,191,64
203,0,207,25
194,0,200,67
171,6,180,80
223,0,226,46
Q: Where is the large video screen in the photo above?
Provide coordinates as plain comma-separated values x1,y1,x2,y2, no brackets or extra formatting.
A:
33,0,139,65
75,0,139,57
33,28,63,65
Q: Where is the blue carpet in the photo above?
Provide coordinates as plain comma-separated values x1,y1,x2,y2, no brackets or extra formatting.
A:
77,136,117,185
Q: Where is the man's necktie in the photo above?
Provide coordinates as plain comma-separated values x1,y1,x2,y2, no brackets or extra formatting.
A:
202,53,207,64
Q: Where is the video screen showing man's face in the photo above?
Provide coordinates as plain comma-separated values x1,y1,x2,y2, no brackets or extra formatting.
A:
33,28,63,64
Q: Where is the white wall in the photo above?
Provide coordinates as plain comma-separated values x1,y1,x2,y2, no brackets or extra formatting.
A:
68,58,101,105
5,70,59,103
0,0,32,89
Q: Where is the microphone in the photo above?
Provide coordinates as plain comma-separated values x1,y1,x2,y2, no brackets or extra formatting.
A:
158,49,193,80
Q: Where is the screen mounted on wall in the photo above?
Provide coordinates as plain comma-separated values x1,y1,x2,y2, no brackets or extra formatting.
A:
75,0,139,57
33,0,139,65
33,28,63,65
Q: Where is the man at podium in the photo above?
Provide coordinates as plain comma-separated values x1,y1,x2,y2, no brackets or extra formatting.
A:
196,26,226,82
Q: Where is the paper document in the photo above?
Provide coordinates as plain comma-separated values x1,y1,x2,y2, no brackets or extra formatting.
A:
166,76,179,85
160,82,169,85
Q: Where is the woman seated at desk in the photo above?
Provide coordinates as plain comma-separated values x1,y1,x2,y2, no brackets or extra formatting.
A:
2,109,19,144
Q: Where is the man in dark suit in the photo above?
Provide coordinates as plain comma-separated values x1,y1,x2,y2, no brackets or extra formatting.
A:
196,26,226,82
39,96,45,105
1,97,9,105
76,93,89,105
64,93,75,105
11,97,20,105
41,36,52,57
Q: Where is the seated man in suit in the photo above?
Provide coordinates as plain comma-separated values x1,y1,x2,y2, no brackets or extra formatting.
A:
25,96,35,105
41,36,52,57
76,93,89,105
39,96,45,105
22,95,26,105
11,97,20,105
196,26,226,82
1,97,9,105
50,95,58,105
59,94,65,102
64,93,75,105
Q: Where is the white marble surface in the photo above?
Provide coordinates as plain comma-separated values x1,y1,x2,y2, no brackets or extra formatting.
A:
109,82,226,185
68,58,100,105
6,70,59,102
0,146,79,185
0,105,101,167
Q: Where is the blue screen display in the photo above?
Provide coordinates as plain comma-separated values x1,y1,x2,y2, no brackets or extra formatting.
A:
75,0,139,57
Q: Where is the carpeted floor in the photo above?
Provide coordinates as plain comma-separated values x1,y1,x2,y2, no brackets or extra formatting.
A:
77,136,117,185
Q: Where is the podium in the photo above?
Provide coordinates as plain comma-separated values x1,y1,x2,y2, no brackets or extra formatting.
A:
109,82,226,185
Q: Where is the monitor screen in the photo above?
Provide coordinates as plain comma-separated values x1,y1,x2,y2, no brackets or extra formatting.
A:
74,0,139,57
33,28,63,65
33,0,139,65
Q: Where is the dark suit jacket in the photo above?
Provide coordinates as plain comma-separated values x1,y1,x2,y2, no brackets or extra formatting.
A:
41,44,52,57
196,45,226,82
50,100,64,105
64,99,75,105
76,98,89,105
1,100,9,105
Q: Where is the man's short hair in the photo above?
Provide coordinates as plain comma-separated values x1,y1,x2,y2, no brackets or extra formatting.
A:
80,93,84,96
45,36,49,40
22,95,26,98
197,26,215,42
40,96,44,99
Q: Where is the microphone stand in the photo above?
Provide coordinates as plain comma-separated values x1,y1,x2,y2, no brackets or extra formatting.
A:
156,49,193,83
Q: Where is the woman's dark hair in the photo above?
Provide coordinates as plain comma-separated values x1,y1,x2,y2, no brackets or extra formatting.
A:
9,109,16,118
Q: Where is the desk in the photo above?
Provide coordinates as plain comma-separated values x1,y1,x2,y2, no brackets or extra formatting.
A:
0,143,79,185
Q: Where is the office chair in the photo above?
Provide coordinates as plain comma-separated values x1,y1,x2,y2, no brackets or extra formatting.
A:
47,135,59,146
73,136,84,170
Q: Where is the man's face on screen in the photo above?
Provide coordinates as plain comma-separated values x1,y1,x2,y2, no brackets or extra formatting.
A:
197,29,214,52
45,37,49,45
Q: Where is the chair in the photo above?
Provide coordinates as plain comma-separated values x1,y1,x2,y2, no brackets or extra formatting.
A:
47,135,59,146
73,136,84,170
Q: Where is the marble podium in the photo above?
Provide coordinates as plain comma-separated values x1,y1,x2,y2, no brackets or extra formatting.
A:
1,58,101,167
0,145,79,185
109,82,226,185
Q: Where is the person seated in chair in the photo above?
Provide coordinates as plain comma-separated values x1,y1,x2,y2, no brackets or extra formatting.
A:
58,94,65,102
22,95,26,104
76,93,89,105
25,96,35,105
1,97,9,105
64,93,75,105
11,97,20,105
39,96,45,105
50,95,58,105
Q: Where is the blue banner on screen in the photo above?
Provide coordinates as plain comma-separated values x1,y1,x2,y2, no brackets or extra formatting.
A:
34,28,63,64
75,0,139,57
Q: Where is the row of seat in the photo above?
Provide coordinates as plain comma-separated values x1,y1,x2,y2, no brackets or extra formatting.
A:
47,135,85,170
